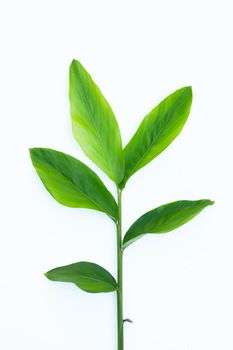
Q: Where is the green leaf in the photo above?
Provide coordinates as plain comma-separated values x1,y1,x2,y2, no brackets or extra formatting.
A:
120,87,193,187
45,261,117,293
69,59,124,184
29,148,118,220
123,199,214,248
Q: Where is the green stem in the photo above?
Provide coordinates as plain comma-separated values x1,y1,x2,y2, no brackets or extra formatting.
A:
116,187,124,350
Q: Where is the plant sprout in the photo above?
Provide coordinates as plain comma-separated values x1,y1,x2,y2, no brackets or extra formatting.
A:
30,59,214,350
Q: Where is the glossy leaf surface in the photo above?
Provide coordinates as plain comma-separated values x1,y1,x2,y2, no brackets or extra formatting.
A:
45,261,117,293
123,199,214,248
29,148,118,220
121,87,192,187
69,59,124,184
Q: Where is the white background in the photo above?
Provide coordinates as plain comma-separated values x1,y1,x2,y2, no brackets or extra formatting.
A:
0,1,233,349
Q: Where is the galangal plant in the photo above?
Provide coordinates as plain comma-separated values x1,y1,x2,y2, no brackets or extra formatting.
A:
30,59,214,350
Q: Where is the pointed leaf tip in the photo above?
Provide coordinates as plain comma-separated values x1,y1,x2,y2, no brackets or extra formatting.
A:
123,199,214,248
29,148,118,220
69,59,124,183
45,261,117,293
121,86,193,186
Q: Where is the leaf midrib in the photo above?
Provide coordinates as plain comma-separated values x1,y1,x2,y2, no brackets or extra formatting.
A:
77,72,117,176
127,204,205,237
73,274,116,288
37,160,114,218
124,96,188,181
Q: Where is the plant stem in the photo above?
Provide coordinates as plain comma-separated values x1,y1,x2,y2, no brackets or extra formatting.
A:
116,187,123,350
